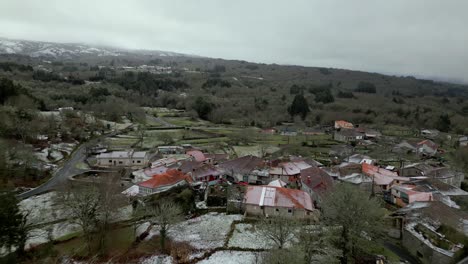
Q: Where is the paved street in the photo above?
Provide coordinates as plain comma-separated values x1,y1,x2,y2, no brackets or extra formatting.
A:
18,143,90,199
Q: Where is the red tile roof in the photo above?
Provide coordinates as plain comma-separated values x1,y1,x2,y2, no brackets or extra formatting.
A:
417,139,438,150
244,185,314,211
138,169,192,189
335,120,354,129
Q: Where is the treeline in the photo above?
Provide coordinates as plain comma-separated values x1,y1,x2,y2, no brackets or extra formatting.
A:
0,62,33,72
33,70,85,85
112,72,189,96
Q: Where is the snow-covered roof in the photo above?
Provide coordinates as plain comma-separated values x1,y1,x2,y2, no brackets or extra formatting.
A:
122,185,139,196
244,186,314,211
268,179,287,187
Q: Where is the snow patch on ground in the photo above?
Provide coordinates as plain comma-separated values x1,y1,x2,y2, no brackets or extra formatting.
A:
26,221,81,250
147,212,242,250
199,250,262,264
228,223,274,250
20,192,67,225
140,255,173,264
196,201,208,209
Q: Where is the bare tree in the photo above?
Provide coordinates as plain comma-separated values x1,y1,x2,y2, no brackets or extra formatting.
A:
137,125,146,147
58,183,100,255
258,216,297,249
297,225,341,264
149,200,183,251
95,173,127,254
159,132,174,145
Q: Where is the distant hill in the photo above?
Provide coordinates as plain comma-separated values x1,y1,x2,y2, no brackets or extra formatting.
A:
1,37,468,133
0,37,193,59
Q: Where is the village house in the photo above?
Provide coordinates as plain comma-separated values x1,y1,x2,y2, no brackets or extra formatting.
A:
157,146,185,155
269,160,313,184
243,185,316,219
400,163,435,177
333,128,363,143
219,155,265,183
299,167,334,202
186,150,208,163
335,163,363,176
189,164,223,185
416,139,438,156
362,128,382,140
421,129,440,139
95,150,150,168
346,153,373,164
334,120,354,130
277,126,298,136
390,184,434,207
260,128,276,135
400,163,433,177
392,202,468,264
137,169,192,195
204,153,230,164
242,169,270,185
426,167,465,188
133,165,170,182
362,163,410,192
268,179,287,187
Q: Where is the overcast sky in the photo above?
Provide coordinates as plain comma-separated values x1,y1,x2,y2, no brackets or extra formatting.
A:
1,1,467,83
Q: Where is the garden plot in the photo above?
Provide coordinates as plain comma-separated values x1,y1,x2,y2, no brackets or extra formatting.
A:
232,145,279,157
147,212,242,250
26,221,81,250
228,223,274,250
198,250,262,264
105,137,139,148
20,192,68,225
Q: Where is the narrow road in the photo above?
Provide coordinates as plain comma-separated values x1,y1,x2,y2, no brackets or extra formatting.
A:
18,143,90,199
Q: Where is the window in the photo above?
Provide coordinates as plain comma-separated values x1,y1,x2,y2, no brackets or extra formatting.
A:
132,160,135,163
137,160,141,163
417,251,423,258
118,161,123,164
109,160,112,163
260,206,264,209
275,208,279,212
288,209,292,213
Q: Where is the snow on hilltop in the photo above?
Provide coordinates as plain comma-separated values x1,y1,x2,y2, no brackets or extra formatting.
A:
0,37,192,59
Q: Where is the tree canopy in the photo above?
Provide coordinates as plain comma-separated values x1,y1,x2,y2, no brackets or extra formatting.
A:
321,183,386,263
193,97,214,120
288,94,310,120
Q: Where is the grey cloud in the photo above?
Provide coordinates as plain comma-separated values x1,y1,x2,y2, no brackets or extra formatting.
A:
1,0,467,83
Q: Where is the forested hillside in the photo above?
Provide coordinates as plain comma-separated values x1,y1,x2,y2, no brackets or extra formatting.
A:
1,42,468,134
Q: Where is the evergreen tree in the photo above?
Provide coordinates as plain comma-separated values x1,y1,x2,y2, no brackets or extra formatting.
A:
288,94,310,120
0,191,28,253
436,113,451,132
193,97,214,120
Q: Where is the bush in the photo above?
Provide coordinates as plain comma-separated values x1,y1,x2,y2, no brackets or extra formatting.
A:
202,79,231,89
337,90,355,98
355,82,376,93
